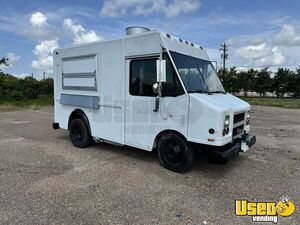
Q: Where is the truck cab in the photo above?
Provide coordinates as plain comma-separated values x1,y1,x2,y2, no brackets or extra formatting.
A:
53,27,256,172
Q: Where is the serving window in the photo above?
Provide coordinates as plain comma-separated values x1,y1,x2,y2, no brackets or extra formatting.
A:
62,55,97,91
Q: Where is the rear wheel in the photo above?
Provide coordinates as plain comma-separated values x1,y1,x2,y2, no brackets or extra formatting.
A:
69,118,92,148
158,133,194,173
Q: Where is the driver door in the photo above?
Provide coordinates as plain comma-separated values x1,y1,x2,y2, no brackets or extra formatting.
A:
124,54,189,151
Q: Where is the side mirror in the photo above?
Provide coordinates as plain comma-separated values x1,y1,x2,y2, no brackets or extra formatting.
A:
156,59,166,83
152,82,159,95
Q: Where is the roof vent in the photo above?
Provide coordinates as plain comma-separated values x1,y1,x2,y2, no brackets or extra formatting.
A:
125,26,151,36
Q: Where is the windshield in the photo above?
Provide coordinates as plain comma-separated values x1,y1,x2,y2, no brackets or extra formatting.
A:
170,51,225,93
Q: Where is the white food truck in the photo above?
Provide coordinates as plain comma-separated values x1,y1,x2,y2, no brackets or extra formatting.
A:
52,27,256,172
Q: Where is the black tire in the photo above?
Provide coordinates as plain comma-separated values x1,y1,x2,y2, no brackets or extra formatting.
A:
158,133,194,173
69,118,92,148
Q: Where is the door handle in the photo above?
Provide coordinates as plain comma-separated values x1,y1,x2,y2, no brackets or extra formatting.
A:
153,97,159,112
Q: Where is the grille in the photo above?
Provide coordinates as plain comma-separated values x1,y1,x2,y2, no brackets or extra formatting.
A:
233,124,244,137
234,112,245,124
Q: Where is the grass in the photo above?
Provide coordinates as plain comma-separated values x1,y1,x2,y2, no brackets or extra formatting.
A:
0,95,53,112
240,97,300,108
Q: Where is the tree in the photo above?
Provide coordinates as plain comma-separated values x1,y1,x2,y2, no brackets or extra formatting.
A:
272,68,292,97
218,67,240,94
237,69,256,96
252,68,272,96
289,68,300,97
0,73,54,101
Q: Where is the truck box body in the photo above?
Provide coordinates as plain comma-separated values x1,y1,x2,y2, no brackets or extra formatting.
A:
53,28,256,172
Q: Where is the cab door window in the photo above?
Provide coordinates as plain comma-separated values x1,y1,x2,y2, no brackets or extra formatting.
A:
129,55,184,97
130,59,157,96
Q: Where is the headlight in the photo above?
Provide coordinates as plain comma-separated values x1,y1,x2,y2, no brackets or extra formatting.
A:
223,115,230,136
224,115,230,127
246,111,250,125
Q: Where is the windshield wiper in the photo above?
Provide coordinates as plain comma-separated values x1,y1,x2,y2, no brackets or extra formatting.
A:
210,91,227,94
188,89,212,95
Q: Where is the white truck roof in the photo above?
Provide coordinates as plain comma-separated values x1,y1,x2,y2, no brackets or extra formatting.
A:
55,30,210,61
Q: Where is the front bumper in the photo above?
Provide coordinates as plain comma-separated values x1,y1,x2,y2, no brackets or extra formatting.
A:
207,133,256,159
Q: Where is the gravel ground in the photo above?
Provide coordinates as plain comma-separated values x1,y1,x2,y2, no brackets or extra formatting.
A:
0,106,299,225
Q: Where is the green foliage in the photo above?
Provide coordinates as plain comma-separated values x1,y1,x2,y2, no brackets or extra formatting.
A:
10,90,24,101
253,68,272,96
218,67,300,97
289,68,300,97
219,67,240,93
0,72,53,102
272,68,292,97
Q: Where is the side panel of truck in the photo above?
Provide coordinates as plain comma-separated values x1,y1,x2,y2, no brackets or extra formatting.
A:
54,32,192,151
91,39,125,144
124,34,189,150
54,40,125,145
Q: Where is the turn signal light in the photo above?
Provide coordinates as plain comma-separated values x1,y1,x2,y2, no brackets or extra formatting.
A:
222,128,229,136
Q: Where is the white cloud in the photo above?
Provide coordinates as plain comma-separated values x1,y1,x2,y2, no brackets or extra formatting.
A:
99,0,201,18
20,12,57,41
273,24,300,46
63,18,103,45
25,12,59,72
31,39,59,71
225,25,300,69
30,12,47,27
6,53,20,67
246,37,265,46
13,73,31,79
165,0,200,17
269,47,285,65
234,43,285,67
237,43,270,60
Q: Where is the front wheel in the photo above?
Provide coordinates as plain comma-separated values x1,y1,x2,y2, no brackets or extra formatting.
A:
69,118,92,148
158,134,194,173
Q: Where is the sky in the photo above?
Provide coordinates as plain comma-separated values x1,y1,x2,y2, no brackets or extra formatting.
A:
1,0,300,78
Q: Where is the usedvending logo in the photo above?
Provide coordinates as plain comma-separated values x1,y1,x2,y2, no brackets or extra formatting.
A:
235,197,296,223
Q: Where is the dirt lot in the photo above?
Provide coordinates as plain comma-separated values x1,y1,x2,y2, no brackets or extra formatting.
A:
0,106,299,225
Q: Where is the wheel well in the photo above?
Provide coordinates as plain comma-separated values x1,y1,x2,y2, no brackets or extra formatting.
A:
152,130,187,151
68,109,91,135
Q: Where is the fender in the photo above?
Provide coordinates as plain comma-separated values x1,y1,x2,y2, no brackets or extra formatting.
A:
68,109,92,136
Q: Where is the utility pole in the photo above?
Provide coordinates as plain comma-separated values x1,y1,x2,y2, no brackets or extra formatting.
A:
43,71,45,80
220,43,228,75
